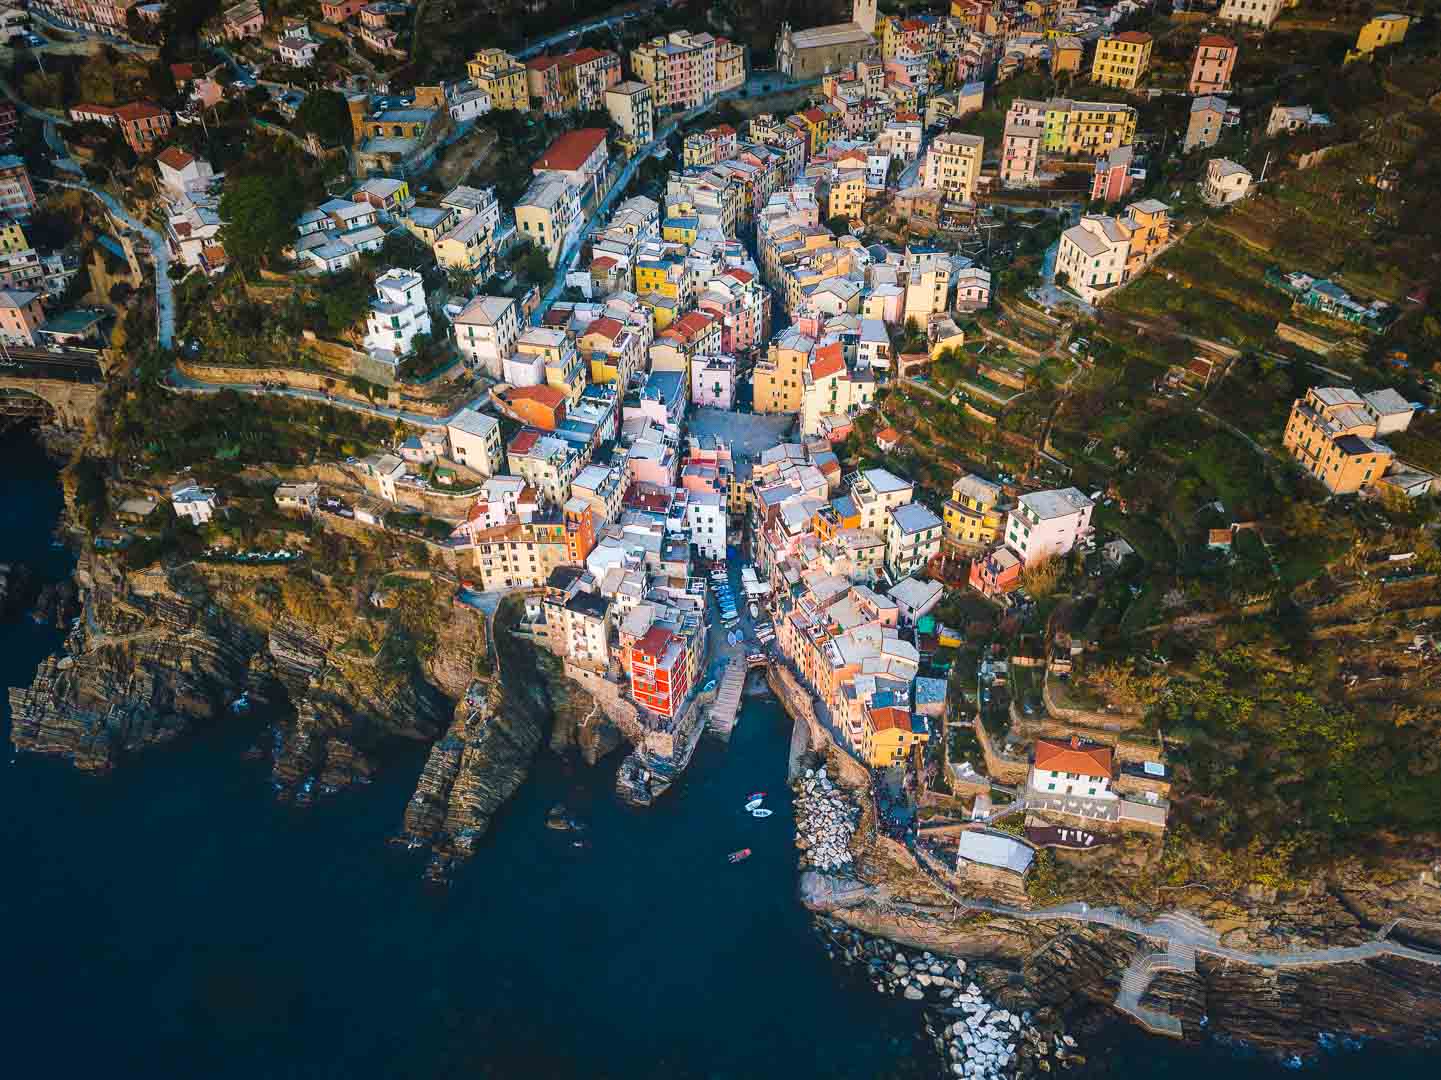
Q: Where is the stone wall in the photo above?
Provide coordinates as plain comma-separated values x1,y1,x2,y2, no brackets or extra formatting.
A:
0,377,102,429
972,713,1029,786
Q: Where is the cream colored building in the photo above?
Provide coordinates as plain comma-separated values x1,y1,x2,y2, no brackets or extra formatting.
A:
921,132,983,204
515,175,581,266
604,81,655,151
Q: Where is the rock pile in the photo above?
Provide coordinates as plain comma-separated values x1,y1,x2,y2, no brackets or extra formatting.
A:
817,920,1081,1079
794,767,859,872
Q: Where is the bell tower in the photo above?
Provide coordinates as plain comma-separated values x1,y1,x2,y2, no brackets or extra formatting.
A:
853,0,877,34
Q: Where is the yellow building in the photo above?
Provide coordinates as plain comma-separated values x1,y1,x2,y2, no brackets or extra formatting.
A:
753,328,812,414
467,48,529,111
1091,31,1152,89
1347,14,1408,63
660,215,699,245
943,473,1006,550
862,703,929,768
1282,386,1414,495
1043,99,1136,155
826,169,866,222
0,218,27,254
920,131,984,204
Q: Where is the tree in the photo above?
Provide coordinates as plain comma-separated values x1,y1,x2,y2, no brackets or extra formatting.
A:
827,214,852,237
294,89,353,148
522,247,551,283
219,173,303,273
1020,555,1063,598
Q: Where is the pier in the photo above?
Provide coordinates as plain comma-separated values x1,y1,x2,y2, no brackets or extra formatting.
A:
706,656,748,740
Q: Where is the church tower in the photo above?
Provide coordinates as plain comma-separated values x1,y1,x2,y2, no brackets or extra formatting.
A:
853,0,877,34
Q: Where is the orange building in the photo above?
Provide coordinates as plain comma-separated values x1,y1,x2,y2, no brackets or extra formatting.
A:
497,384,568,430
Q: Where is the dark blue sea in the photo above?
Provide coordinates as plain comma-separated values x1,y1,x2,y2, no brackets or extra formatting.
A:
0,429,1433,1078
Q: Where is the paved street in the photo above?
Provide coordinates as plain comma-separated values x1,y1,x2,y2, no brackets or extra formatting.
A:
688,407,795,458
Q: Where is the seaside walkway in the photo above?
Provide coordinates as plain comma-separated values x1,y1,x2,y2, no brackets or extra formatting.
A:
706,656,747,741
903,845,1441,1039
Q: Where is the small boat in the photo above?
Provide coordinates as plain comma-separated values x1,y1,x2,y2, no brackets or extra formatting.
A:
728,848,752,863
701,678,717,694
749,602,759,619
751,808,773,819
747,791,766,801
744,797,764,811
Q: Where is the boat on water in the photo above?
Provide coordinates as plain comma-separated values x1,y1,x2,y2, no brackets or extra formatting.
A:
744,797,764,812
751,808,773,819
728,848,752,863
749,602,759,619
747,791,766,801
701,679,717,694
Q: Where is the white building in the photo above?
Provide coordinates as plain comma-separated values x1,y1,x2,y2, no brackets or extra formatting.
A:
954,267,991,311
858,319,891,370
452,294,519,379
1003,488,1094,567
1218,0,1285,30
1200,157,1253,206
1027,736,1116,800
446,408,503,477
170,481,218,525
888,575,943,626
447,83,492,123
156,147,215,199
277,26,320,66
363,268,432,357
886,502,943,579
1056,215,1131,305
684,490,726,560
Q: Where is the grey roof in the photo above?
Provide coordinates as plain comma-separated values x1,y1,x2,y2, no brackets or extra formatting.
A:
861,467,910,495
448,407,499,438
1062,224,1109,258
1363,388,1412,417
888,576,943,610
891,502,942,534
1018,487,1094,520
958,830,1034,874
1191,95,1227,114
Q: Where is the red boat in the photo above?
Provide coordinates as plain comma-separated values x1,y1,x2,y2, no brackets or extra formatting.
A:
728,848,752,863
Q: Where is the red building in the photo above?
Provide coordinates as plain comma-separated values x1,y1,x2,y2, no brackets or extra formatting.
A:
629,626,690,721
967,546,1022,598
321,0,366,21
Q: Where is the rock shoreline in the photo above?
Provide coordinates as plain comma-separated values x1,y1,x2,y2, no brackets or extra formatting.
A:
816,918,1084,1080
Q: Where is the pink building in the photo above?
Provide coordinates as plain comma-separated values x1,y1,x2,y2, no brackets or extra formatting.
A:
968,547,1022,598
0,289,45,347
691,354,736,410
321,0,365,20
697,267,769,355
1090,145,1135,204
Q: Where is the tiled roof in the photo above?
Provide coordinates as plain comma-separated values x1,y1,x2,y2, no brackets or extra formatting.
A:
534,128,607,172
1034,736,1113,780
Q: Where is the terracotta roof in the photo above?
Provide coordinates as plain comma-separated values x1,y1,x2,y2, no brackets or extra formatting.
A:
1033,736,1113,781
583,316,622,340
534,128,608,172
635,624,674,660
508,429,541,455
876,427,900,444
1114,30,1152,44
810,342,845,381
201,244,227,263
895,109,921,121
1197,34,1235,49
156,146,194,170
674,310,713,339
562,47,614,66
170,63,197,81
723,267,753,285
506,384,567,407
541,308,570,327
802,108,826,123
712,123,735,135
526,55,565,70
115,101,168,122
869,705,911,733
590,255,618,271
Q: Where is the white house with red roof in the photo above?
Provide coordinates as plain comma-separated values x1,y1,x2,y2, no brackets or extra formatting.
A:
1028,735,1116,800
532,127,610,207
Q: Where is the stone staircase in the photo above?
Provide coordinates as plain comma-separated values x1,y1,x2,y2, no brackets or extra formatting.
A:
1113,941,1194,1038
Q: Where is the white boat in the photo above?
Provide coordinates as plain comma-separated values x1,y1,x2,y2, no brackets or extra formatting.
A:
744,797,764,812
749,602,759,619
751,808,773,818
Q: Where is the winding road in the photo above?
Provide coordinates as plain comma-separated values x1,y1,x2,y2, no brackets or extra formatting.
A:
43,178,175,349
